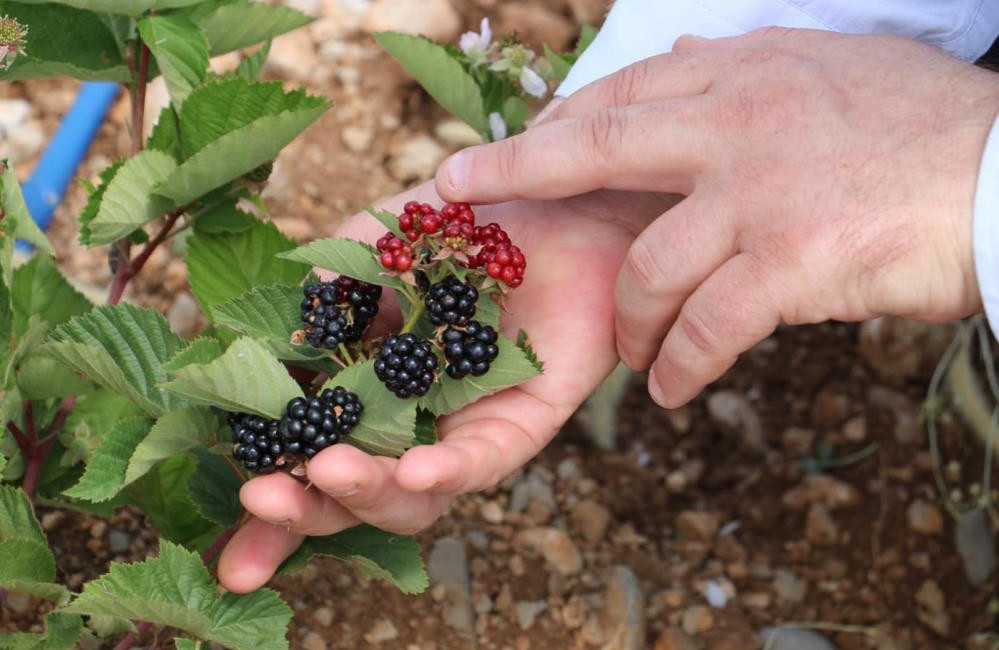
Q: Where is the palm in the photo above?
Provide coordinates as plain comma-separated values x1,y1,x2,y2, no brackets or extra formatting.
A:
218,185,671,593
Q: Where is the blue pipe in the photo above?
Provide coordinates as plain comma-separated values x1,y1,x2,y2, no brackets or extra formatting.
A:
18,81,119,249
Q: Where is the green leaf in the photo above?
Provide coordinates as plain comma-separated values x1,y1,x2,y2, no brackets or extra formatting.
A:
321,360,417,457
139,15,210,108
147,107,182,160
278,238,404,291
235,40,270,81
48,303,188,416
192,201,256,234
186,217,308,316
419,335,541,415
365,206,404,239
0,2,129,81
188,447,242,527
163,338,226,371
11,254,92,337
64,541,293,650
130,455,214,546
162,337,303,418
374,32,488,136
0,612,82,650
2,161,53,254
84,150,177,246
63,418,152,502
8,0,206,16
576,25,597,55
174,639,198,650
280,524,427,595
544,44,573,83
0,485,67,603
501,96,529,131
0,204,15,289
60,389,145,467
516,329,544,373
125,407,219,485
78,160,125,245
154,79,328,204
192,0,312,56
413,408,436,445
16,355,95,399
0,278,11,387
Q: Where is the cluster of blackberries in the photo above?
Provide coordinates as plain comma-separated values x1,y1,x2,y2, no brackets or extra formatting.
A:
229,387,363,473
442,321,499,379
425,276,478,326
374,333,439,398
301,278,382,349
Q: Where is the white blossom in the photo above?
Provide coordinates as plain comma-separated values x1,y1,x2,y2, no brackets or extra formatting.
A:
519,66,547,98
489,112,508,141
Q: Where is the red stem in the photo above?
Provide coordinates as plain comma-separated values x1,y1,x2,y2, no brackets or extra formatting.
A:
22,402,36,441
5,421,29,452
113,621,152,650
130,43,150,157
22,397,75,501
107,210,183,305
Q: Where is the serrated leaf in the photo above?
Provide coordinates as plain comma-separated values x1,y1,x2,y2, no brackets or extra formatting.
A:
4,316,45,386
515,329,544,373
188,447,242,527
280,524,427,594
61,389,145,467
163,338,226,372
174,640,198,650
85,150,177,245
419,335,540,415
278,238,404,291
501,96,529,132
186,218,309,316
147,107,182,160
11,254,92,337
0,206,15,289
8,0,206,16
374,32,488,136
139,15,210,108
192,1,311,56
0,453,6,476
162,337,303,418
413,408,436,445
63,418,151,502
154,79,328,204
544,44,573,83
0,485,67,603
2,160,53,254
64,541,292,650
78,160,125,245
125,407,219,485
321,360,416,456
0,2,128,81
235,40,270,81
0,612,82,650
130,454,215,546
48,303,188,416
0,278,11,387
192,201,256,234
16,355,95,399
85,614,136,640
365,206,404,238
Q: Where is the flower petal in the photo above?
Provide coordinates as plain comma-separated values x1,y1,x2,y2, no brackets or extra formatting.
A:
519,67,547,98
489,112,508,141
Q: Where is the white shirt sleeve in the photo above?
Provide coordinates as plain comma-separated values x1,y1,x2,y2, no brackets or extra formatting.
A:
558,0,999,97
974,115,999,338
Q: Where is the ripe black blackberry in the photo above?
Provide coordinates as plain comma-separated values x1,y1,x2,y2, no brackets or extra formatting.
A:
425,276,478,326
374,333,439,397
280,387,362,458
230,412,284,474
301,279,380,348
442,320,500,379
336,277,383,324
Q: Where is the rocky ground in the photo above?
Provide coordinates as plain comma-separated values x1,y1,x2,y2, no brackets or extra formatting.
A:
2,0,998,648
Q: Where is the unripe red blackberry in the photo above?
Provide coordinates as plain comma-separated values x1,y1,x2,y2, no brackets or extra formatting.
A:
376,231,415,272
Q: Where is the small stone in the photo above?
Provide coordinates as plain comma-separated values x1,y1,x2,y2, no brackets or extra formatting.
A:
167,292,200,338
363,0,461,41
859,317,954,384
760,628,835,650
782,474,861,511
676,511,720,542
601,566,645,650
567,0,607,24
434,119,483,148
5,119,44,162
542,528,583,575
707,390,764,449
557,458,581,482
267,31,320,83
4,591,32,614
666,471,687,493
109,529,131,554
811,387,851,427
312,606,334,627
90,521,107,538
581,617,606,646
843,416,867,442
302,631,327,650
473,594,493,615
666,405,692,434
40,511,66,532
681,605,712,636
742,592,771,609
781,427,816,455
699,580,729,609
364,619,399,643
427,537,475,638
773,569,807,604
0,99,31,133
388,135,447,181
341,125,374,153
907,500,944,535
956,508,996,585
561,596,587,630
515,600,546,630
804,503,839,545
497,4,574,51
164,259,187,293
867,386,922,445
653,628,698,650
915,580,949,636
571,500,612,544
480,500,504,524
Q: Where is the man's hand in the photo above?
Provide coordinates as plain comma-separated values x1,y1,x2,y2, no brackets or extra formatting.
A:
217,186,673,593
434,29,999,408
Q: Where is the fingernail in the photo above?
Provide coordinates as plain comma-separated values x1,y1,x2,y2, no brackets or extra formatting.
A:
263,518,291,528
678,33,709,42
328,484,359,498
647,372,667,407
443,151,469,194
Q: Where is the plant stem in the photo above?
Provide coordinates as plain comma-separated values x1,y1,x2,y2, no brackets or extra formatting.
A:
5,421,29,452
22,397,75,501
107,210,184,305
401,302,425,333
338,343,354,366
113,621,152,650
130,42,150,157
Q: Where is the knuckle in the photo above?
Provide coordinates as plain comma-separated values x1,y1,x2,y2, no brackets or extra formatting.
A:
579,109,623,169
623,235,669,294
496,135,524,184
609,58,650,106
673,307,723,361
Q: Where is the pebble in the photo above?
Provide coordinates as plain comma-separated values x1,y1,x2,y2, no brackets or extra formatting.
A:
312,606,334,627
4,591,32,614
514,600,546,630
804,503,839,545
542,528,583,575
681,605,712,636
557,457,581,482
676,511,720,542
843,416,867,442
363,619,399,643
427,537,475,638
665,471,687,493
654,628,698,650
772,569,807,604
510,474,555,513
363,0,461,42
90,521,107,538
759,628,835,650
167,292,200,338
571,499,612,544
867,386,921,444
915,580,949,636
567,0,606,24
859,317,953,384
341,125,374,153
109,529,131,554
498,4,574,51
700,580,728,609
480,500,504,524
811,387,851,427
706,390,765,449
580,617,606,645
267,31,321,83
906,499,944,535
302,631,327,650
388,135,447,181
601,566,645,650
3,119,44,163
782,474,860,510
0,99,31,133
781,427,816,455
956,507,996,585
40,510,66,532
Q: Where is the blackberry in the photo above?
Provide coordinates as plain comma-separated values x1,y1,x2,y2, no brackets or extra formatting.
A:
442,321,500,379
425,276,478,326
230,412,284,474
374,333,439,397
280,387,362,458
301,279,381,348
337,277,383,323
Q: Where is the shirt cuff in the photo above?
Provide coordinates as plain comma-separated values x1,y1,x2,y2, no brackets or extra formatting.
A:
973,114,999,337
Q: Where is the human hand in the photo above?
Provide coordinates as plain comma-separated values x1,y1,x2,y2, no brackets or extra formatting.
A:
217,185,673,592
433,28,999,408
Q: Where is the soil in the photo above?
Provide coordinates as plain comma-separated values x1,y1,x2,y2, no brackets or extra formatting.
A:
2,1,998,648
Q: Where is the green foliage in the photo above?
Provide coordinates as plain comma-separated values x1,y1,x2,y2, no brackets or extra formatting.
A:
10,255,92,337
188,0,311,56
278,238,406,290
0,486,68,603
83,150,178,245
187,448,242,526
63,417,151,502
1,161,53,254
0,612,82,650
130,454,215,545
138,14,209,107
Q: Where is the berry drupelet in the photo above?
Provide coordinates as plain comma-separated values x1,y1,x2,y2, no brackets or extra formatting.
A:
376,232,415,272
442,321,500,379
280,387,362,458
230,412,284,474
468,223,526,288
301,278,381,349
425,276,478,326
374,333,439,397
